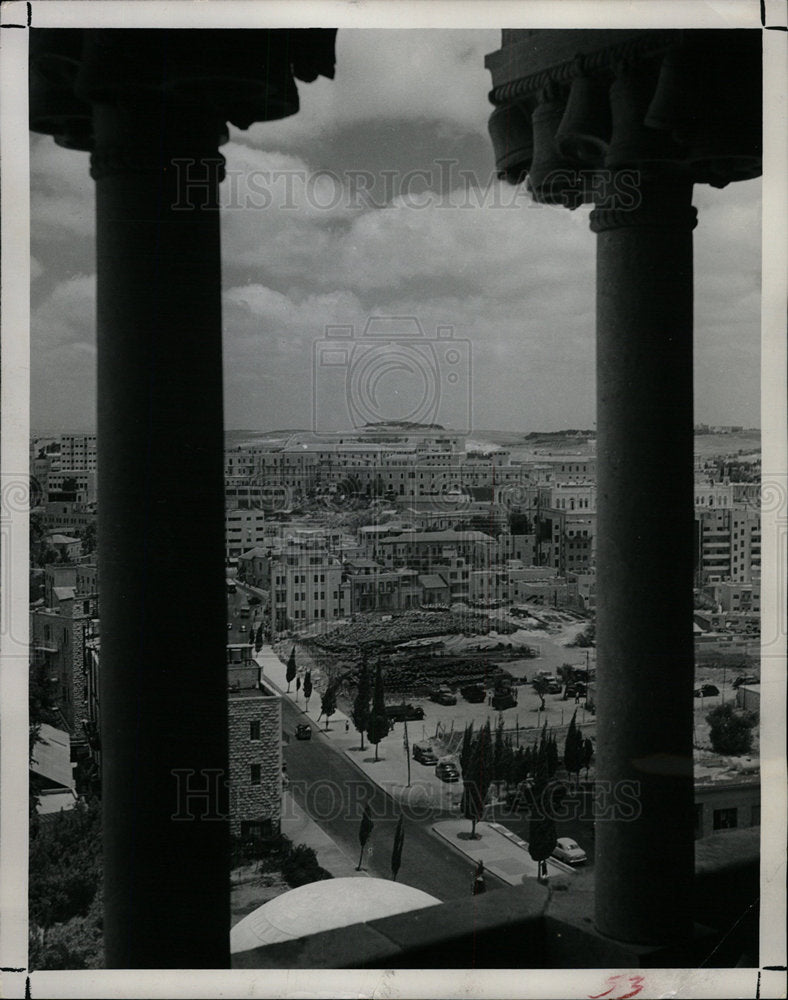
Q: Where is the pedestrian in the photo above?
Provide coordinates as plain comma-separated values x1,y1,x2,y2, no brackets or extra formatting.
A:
345,719,350,733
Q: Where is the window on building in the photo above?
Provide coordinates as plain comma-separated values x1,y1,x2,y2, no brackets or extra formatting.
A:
713,807,738,831
249,721,261,741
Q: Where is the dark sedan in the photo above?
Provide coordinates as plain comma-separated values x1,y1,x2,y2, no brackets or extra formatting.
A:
435,761,461,783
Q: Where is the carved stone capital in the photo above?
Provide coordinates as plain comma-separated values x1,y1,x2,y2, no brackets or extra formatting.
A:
590,200,698,234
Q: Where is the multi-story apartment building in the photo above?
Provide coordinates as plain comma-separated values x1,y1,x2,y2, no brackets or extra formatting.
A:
227,645,282,840
59,434,97,472
344,559,403,613
545,509,597,575
550,483,596,512
42,500,97,536
695,507,761,586
225,508,267,561
30,593,98,735
269,545,349,631
376,529,494,573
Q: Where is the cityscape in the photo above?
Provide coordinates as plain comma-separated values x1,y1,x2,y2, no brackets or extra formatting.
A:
28,421,764,964
8,13,783,999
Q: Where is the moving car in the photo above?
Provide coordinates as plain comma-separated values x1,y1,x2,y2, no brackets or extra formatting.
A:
435,761,460,783
294,723,312,740
694,684,720,697
551,837,588,866
460,684,486,703
732,674,758,689
412,741,438,765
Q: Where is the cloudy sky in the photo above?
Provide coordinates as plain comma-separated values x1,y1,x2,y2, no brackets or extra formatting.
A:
30,28,762,435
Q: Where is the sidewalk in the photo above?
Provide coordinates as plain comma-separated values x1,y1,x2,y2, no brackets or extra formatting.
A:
432,819,575,886
281,792,367,880
257,644,464,811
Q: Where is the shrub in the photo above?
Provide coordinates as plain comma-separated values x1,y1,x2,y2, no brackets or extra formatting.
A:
281,843,332,888
706,703,757,756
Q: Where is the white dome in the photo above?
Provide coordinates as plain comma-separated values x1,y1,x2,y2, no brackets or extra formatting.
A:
231,877,441,952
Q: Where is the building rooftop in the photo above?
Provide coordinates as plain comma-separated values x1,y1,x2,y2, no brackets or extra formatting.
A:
419,574,449,589
382,530,494,544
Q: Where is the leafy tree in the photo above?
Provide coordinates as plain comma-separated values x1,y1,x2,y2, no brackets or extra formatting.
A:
80,521,97,556
461,721,493,838
286,646,297,692
29,797,102,930
367,661,389,761
532,676,549,710
706,703,757,756
303,671,312,711
29,887,103,970
351,657,372,751
509,512,532,535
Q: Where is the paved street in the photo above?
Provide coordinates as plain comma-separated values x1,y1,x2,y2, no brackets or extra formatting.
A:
280,697,504,900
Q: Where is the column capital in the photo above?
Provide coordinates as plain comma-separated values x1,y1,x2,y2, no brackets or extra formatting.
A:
485,29,762,204
590,199,698,234
30,27,338,151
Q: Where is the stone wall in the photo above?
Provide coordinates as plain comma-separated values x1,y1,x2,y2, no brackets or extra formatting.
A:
228,692,282,837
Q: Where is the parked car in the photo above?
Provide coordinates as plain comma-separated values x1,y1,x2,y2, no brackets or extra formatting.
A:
693,684,720,698
294,723,312,740
412,741,438,765
429,687,457,706
435,761,460,783
732,674,759,689
460,684,486,703
546,679,562,694
551,837,588,866
563,682,587,700
385,703,425,722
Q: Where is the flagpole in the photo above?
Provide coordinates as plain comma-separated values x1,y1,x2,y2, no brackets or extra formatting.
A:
403,718,411,787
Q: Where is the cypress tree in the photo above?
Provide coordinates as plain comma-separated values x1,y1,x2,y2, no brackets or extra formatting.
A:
285,645,297,692
352,657,372,751
564,710,581,784
367,661,389,761
461,721,493,838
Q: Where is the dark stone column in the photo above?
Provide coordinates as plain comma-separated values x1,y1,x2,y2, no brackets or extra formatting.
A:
94,103,230,968
590,177,697,945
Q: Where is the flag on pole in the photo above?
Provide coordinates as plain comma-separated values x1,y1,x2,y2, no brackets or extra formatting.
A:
391,814,405,880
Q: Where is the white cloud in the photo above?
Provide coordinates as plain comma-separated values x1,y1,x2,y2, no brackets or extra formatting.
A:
231,29,499,150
